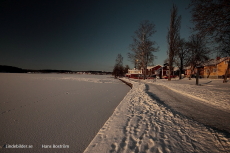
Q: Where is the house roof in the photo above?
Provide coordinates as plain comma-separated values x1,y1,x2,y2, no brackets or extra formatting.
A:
184,57,229,69
173,67,179,71
147,66,154,69
204,57,229,66
147,65,162,70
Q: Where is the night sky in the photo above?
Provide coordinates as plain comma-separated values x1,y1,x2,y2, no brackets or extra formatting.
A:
1,0,192,71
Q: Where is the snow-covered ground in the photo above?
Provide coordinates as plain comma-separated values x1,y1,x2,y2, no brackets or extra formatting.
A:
2,73,229,152
0,73,130,153
84,78,230,153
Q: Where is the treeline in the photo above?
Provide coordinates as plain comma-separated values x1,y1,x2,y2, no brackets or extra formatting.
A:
0,65,27,73
0,65,73,73
0,65,112,74
112,54,129,78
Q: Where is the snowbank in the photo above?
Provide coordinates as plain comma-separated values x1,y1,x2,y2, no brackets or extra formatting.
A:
84,78,230,153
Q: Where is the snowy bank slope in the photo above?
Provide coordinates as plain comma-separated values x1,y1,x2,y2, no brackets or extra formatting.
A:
84,79,230,153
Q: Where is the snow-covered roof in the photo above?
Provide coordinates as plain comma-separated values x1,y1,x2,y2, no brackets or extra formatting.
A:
147,65,162,70
173,67,179,71
147,66,154,69
204,57,229,66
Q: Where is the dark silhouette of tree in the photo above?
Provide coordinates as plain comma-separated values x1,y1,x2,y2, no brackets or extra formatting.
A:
0,65,25,73
112,54,124,78
190,0,230,82
167,4,181,81
124,65,130,74
174,38,190,79
128,20,158,79
187,34,210,85
127,53,141,69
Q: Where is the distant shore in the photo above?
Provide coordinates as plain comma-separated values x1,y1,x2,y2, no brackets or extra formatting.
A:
0,65,112,75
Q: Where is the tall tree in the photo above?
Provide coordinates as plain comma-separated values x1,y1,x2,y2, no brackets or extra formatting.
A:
128,20,158,79
190,0,230,82
174,38,190,79
124,65,130,74
167,4,181,81
187,34,210,85
127,53,141,69
112,54,124,78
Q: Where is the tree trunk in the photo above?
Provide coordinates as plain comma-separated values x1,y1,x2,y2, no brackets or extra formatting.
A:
179,57,183,79
143,67,146,80
207,69,210,78
196,68,199,85
189,69,192,80
168,66,172,81
223,60,230,83
179,67,181,79
179,69,181,79
189,66,195,80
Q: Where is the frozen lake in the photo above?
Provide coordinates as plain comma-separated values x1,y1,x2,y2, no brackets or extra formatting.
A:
0,73,130,153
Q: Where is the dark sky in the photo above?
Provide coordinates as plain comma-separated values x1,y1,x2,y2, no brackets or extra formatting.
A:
0,0,192,71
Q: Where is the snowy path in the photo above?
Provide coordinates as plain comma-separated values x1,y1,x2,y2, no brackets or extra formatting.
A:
84,79,230,153
146,83,230,133
150,78,230,112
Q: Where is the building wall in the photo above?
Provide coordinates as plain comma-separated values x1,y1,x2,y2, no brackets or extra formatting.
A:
204,60,230,78
128,69,142,74
185,67,204,77
198,67,204,77
142,65,162,76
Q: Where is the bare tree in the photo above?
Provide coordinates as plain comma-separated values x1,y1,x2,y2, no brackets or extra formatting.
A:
127,53,141,69
217,33,230,82
124,65,130,74
112,54,124,78
174,38,190,79
187,34,210,85
167,4,181,81
190,0,230,82
128,20,158,79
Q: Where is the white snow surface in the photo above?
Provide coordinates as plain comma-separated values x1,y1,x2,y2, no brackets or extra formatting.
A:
0,73,130,153
84,78,230,153
39,75,117,84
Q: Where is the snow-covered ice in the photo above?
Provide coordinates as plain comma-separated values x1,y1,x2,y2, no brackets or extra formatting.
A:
84,78,230,153
0,73,130,153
